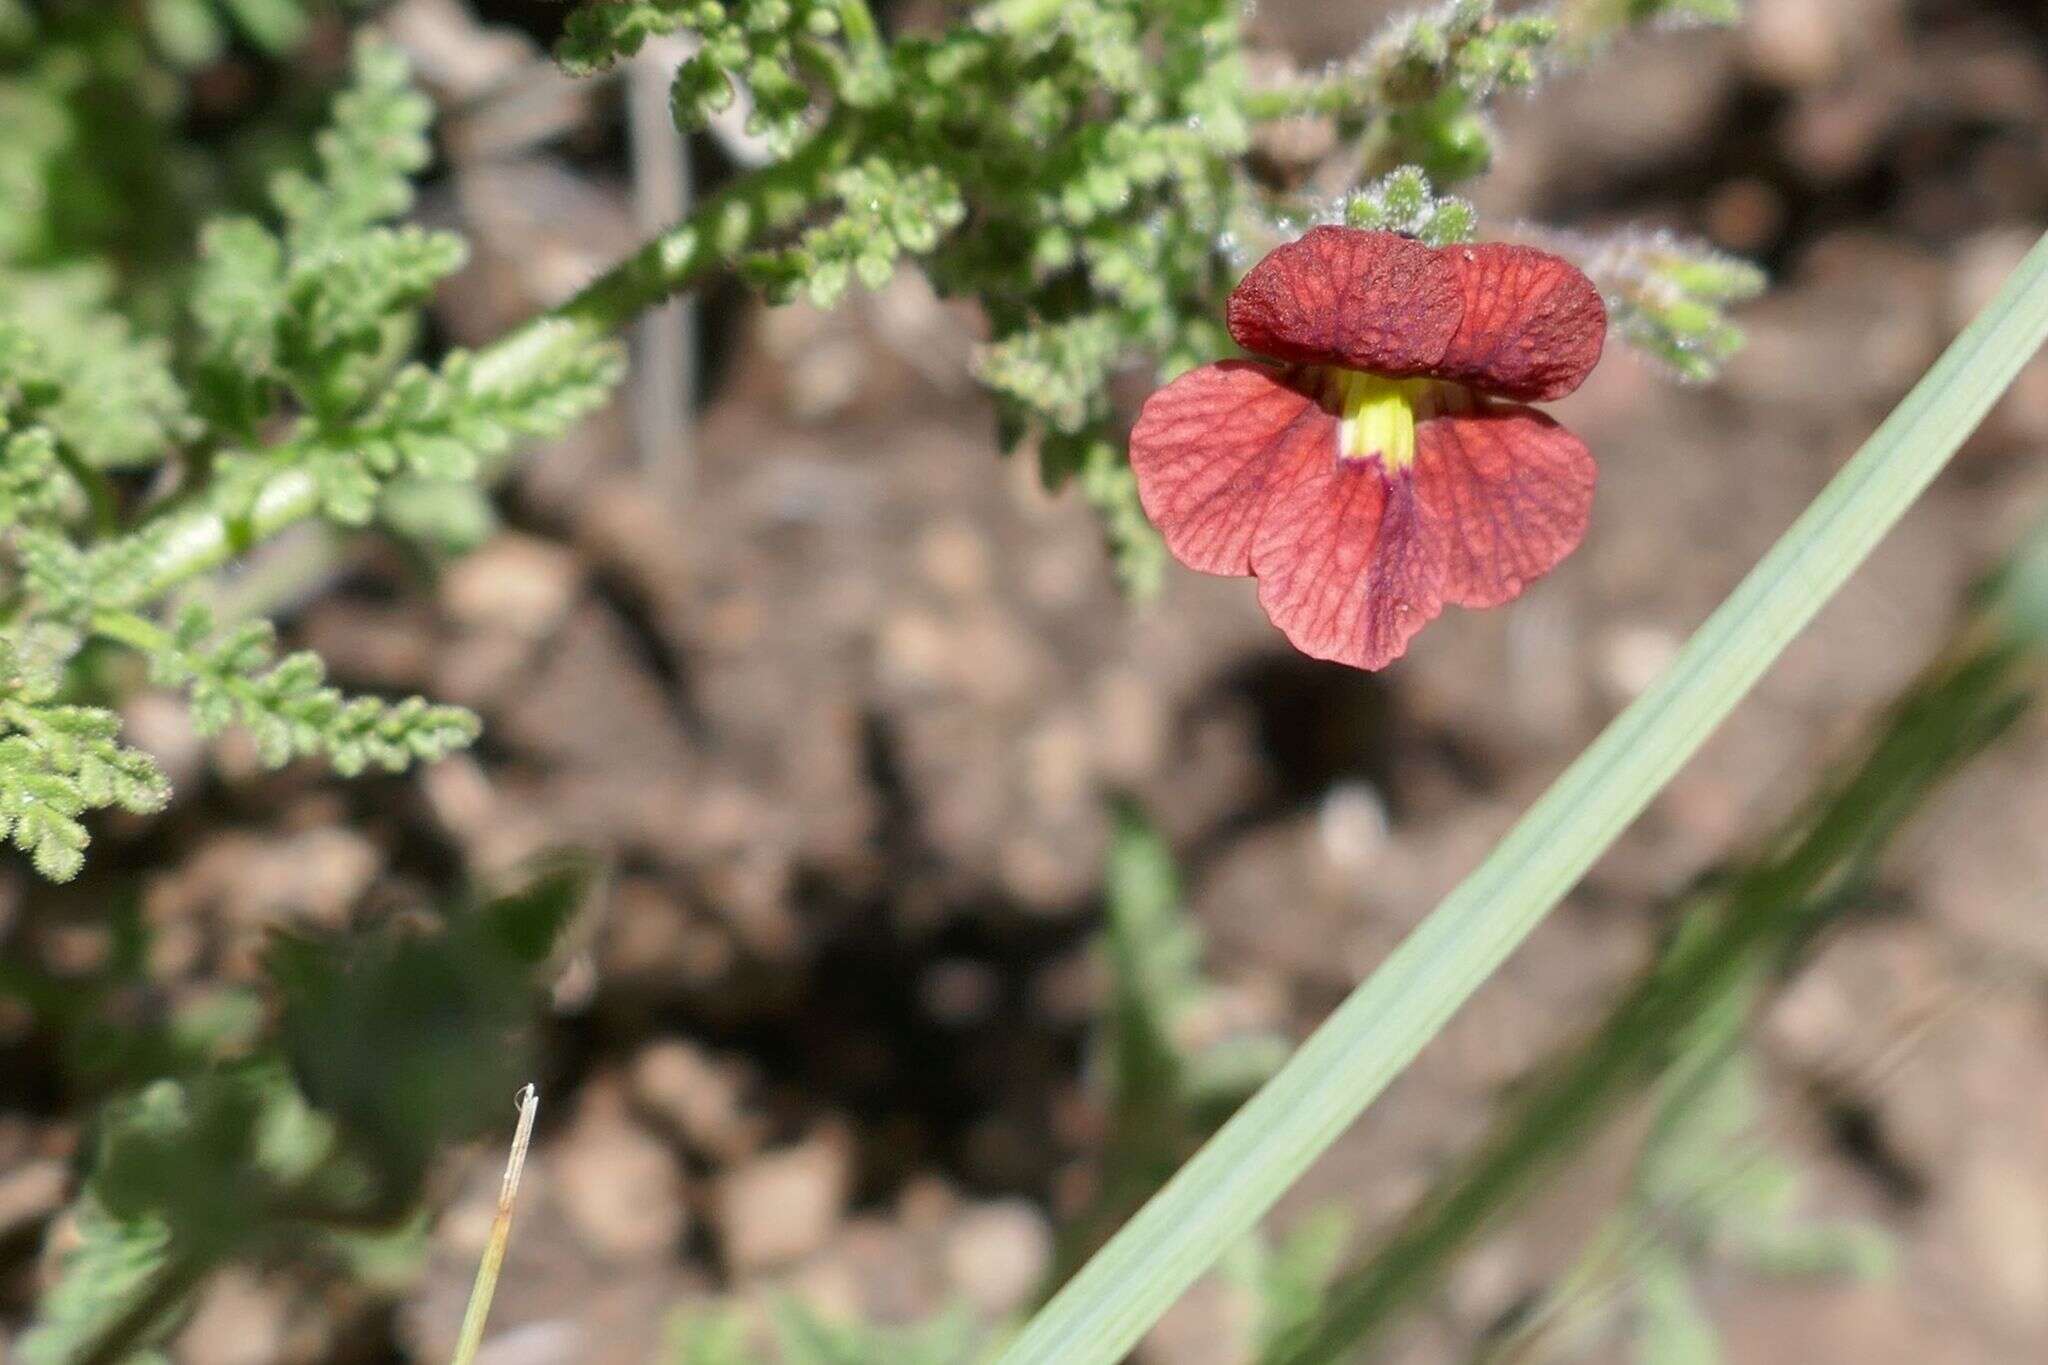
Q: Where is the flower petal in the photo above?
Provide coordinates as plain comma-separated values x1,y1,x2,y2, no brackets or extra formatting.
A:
1412,403,1595,609
1129,360,1334,576
1250,463,1445,670
1227,226,1464,375
1433,243,1606,402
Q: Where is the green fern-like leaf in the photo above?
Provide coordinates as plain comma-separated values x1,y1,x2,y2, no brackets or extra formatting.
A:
22,1062,335,1362
307,331,625,524
190,216,287,431
0,267,192,469
557,1,882,157
0,634,170,881
0,420,74,530
136,605,479,774
271,37,436,253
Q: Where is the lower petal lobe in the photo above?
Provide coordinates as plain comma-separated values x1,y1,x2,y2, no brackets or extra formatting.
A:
1412,403,1595,609
1250,462,1445,670
1129,360,1333,576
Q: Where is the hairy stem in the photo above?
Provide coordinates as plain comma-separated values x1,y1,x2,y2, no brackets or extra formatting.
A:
111,112,860,611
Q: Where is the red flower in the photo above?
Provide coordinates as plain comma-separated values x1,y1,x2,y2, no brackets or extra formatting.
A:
1130,227,1607,670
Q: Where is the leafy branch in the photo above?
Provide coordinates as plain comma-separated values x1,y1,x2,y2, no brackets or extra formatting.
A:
94,605,478,777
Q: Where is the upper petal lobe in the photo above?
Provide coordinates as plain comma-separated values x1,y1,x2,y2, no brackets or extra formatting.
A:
1412,403,1595,609
1227,227,1464,376
1129,360,1334,576
1433,243,1606,402
1249,462,1445,670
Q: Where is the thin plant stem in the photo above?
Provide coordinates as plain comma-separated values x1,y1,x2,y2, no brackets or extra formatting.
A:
997,231,2048,1365
450,1084,541,1365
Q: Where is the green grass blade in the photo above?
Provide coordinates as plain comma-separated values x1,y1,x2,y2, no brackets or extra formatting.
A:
998,229,2048,1365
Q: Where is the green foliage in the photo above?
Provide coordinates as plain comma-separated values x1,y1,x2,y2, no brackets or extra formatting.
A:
0,35,619,882
0,633,169,881
748,157,966,308
270,859,590,1187
20,1062,335,1363
1600,956,1891,1362
1340,165,1478,246
771,1300,985,1365
0,420,70,530
0,271,193,469
559,0,889,157
134,604,479,775
1046,802,1289,1280
1562,0,1744,42
1228,1209,1355,1357
302,333,626,525
1378,0,1559,104
144,0,314,69
272,37,435,250
17,1196,179,1365
17,863,585,1359
665,1305,758,1365
1244,0,1559,178
189,39,470,427
1098,801,1288,1126
1075,439,1168,599
1586,231,1768,382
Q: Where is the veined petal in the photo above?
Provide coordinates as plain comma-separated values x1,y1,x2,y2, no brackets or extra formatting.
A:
1249,463,1445,670
1412,403,1595,609
1129,360,1334,576
1227,227,1464,376
1434,243,1606,402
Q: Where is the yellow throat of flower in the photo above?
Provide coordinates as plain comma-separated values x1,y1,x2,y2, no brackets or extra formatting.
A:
1326,370,1434,471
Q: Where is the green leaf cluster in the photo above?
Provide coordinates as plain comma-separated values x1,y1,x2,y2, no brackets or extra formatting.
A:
559,1,888,157
0,270,193,468
1601,949,1892,1363
15,863,588,1359
1587,231,1769,381
0,35,618,881
144,0,316,70
0,632,169,881
1339,165,1478,246
192,38,463,429
138,605,479,775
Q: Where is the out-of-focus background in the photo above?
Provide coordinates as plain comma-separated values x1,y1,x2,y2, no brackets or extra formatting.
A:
6,0,2048,1360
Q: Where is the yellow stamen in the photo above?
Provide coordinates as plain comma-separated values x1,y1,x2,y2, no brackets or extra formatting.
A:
1327,371,1433,471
